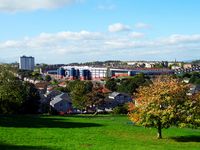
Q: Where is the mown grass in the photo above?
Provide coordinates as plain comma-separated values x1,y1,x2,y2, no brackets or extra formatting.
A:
0,115,199,150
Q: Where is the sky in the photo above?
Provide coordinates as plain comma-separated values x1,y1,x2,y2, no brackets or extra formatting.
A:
0,0,200,64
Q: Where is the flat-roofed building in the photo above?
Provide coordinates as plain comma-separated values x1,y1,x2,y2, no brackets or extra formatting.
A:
19,56,35,70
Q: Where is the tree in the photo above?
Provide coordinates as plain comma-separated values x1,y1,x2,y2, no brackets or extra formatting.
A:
0,65,26,114
70,80,104,113
128,76,195,139
45,75,52,82
70,81,89,111
189,72,200,85
117,74,151,94
85,87,105,113
51,79,58,85
20,82,40,114
84,81,93,93
0,65,41,114
180,92,200,128
117,79,138,94
105,78,117,91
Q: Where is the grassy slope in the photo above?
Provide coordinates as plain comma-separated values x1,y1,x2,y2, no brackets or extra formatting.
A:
0,115,199,150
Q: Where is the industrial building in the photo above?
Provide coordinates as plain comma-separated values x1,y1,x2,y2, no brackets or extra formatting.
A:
47,66,174,80
19,56,35,70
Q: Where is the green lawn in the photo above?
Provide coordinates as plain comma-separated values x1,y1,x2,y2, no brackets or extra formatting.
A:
0,115,199,150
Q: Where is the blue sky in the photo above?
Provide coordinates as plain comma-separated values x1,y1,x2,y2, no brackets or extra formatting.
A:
0,0,200,64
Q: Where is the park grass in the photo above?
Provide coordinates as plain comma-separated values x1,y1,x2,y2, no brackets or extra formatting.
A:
0,115,199,150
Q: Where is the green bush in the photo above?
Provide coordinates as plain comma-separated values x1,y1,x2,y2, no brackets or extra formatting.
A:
112,104,128,114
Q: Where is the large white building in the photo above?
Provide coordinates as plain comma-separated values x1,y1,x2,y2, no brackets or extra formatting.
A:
19,56,35,70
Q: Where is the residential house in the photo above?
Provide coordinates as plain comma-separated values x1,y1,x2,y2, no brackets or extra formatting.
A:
183,63,192,69
100,92,132,111
35,82,48,94
50,93,73,114
39,90,63,113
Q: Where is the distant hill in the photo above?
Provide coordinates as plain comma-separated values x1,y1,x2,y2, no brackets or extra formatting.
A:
191,60,200,64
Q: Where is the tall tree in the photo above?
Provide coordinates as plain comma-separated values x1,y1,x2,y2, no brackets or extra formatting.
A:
0,65,41,114
0,65,26,114
128,76,196,139
86,87,105,112
70,80,104,112
20,82,40,114
70,81,90,111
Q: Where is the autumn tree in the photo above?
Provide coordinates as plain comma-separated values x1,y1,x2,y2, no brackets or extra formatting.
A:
70,80,105,113
180,92,200,128
85,87,105,113
128,76,196,139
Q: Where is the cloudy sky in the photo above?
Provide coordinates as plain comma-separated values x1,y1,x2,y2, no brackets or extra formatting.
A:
0,0,200,64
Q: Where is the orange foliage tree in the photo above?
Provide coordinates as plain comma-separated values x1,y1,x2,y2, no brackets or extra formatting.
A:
129,76,200,139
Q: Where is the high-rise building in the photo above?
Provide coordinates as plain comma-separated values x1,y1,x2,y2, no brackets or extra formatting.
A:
19,56,35,70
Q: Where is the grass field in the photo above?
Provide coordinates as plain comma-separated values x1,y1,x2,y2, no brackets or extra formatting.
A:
0,115,200,150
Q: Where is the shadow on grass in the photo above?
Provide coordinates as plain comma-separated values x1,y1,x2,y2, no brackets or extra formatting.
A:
0,142,52,150
170,135,200,142
65,114,125,119
65,115,110,118
0,115,102,128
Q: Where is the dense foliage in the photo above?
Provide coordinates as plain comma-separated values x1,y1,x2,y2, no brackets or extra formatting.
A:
192,60,200,64
17,69,43,81
20,82,40,114
70,80,104,112
178,72,200,85
0,65,40,114
129,76,200,139
45,75,52,82
112,104,129,114
105,78,117,91
118,74,151,94
105,73,151,94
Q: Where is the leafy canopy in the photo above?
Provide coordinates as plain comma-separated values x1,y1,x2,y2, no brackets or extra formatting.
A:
129,76,200,138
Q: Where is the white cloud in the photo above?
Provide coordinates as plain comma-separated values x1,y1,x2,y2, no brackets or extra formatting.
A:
0,0,79,12
135,22,150,29
129,32,145,39
108,23,131,32
1,31,200,63
162,34,200,44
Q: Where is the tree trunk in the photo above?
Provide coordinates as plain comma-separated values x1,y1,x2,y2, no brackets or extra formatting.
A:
92,111,98,116
157,120,162,139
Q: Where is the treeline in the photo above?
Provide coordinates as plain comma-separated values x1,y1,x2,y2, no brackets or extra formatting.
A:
192,60,200,64
68,60,126,67
105,74,152,94
0,65,40,114
178,72,200,85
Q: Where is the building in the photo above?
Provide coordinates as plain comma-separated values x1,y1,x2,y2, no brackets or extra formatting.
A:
19,56,35,70
100,92,132,111
46,65,174,80
50,93,73,114
183,63,192,69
